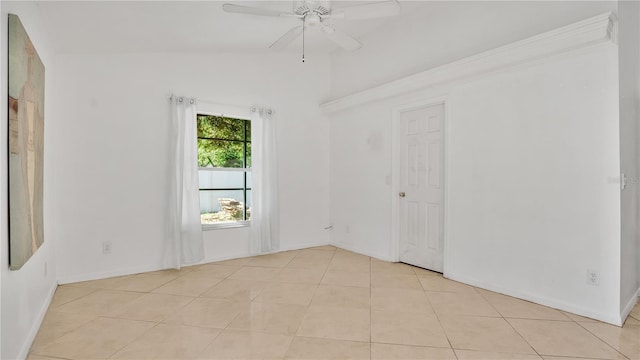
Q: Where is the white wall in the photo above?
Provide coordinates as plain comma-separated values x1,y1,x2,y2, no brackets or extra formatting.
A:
1,2,59,359
444,47,620,324
328,4,623,324
329,1,618,99
618,0,640,318
53,53,331,283
638,4,640,291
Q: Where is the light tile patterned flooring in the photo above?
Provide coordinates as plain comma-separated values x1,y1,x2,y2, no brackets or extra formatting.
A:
29,246,640,360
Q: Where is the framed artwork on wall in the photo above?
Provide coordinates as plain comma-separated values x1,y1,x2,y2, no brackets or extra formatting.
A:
8,13,45,270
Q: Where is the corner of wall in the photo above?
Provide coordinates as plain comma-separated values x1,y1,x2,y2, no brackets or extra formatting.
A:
618,0,640,319
1,2,59,359
14,281,57,359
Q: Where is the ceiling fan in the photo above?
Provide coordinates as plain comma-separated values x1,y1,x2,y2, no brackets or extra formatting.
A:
222,0,400,58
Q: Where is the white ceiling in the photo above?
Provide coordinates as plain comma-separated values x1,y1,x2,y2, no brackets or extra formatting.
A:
36,0,427,54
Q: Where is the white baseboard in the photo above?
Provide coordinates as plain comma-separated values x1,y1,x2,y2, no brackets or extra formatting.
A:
280,241,332,252
329,241,393,262
58,242,332,285
57,263,167,285
17,281,58,360
199,241,332,263
621,287,640,324
199,251,253,265
446,270,622,326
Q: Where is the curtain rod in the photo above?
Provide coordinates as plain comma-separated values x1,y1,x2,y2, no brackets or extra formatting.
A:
168,94,249,110
168,94,272,115
168,94,195,104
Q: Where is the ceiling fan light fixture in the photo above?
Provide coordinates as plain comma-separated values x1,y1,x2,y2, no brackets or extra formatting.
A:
306,13,321,26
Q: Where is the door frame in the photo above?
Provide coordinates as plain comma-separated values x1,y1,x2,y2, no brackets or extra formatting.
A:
390,96,450,274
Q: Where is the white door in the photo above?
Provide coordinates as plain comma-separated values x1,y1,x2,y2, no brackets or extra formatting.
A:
398,103,445,272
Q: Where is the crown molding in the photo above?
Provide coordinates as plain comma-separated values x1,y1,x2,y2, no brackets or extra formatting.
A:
320,12,618,114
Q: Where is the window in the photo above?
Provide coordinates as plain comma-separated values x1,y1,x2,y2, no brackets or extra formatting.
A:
197,114,251,227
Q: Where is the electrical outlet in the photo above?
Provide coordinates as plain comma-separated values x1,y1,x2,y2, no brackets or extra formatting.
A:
102,241,112,255
587,269,600,286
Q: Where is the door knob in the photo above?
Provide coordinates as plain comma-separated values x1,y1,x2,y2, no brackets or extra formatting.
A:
399,192,406,198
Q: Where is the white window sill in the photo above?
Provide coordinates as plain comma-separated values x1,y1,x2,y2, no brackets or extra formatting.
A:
202,221,250,231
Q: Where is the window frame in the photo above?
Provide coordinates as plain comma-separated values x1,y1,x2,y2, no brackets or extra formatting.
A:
196,103,252,231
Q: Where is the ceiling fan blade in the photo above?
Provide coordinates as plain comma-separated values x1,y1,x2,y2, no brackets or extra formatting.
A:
331,0,400,20
321,25,362,51
222,3,296,18
270,26,304,50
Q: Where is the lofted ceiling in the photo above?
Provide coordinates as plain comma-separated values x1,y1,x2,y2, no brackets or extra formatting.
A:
35,0,427,54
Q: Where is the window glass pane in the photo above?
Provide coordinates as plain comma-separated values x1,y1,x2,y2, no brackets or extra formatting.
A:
199,170,244,189
246,142,252,168
200,190,246,224
246,189,252,220
197,114,251,225
198,139,244,168
197,115,245,140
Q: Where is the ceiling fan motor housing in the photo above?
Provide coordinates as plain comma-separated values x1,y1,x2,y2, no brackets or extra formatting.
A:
293,0,331,17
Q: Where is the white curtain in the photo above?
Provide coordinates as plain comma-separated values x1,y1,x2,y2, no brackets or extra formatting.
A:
166,96,204,268
250,107,280,254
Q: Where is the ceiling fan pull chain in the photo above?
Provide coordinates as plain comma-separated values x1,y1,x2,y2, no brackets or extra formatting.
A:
302,17,306,63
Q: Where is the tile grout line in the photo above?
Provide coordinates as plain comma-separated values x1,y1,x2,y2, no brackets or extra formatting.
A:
481,289,544,359
315,247,339,290
419,273,459,360
155,259,262,358
27,285,99,348
499,322,540,358
476,286,570,359
572,319,632,360
285,247,338,358
105,320,162,360
98,276,163,359
193,252,294,360
188,262,245,298
31,287,159,358
48,286,100,308
192,334,222,360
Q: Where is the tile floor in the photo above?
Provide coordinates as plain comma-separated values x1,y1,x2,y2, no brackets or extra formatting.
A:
28,246,640,360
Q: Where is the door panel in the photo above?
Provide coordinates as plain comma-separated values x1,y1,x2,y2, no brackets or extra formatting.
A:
408,202,419,246
408,143,419,185
428,140,440,188
399,103,444,272
427,204,440,251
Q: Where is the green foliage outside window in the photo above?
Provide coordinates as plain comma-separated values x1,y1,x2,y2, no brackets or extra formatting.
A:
197,115,251,168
